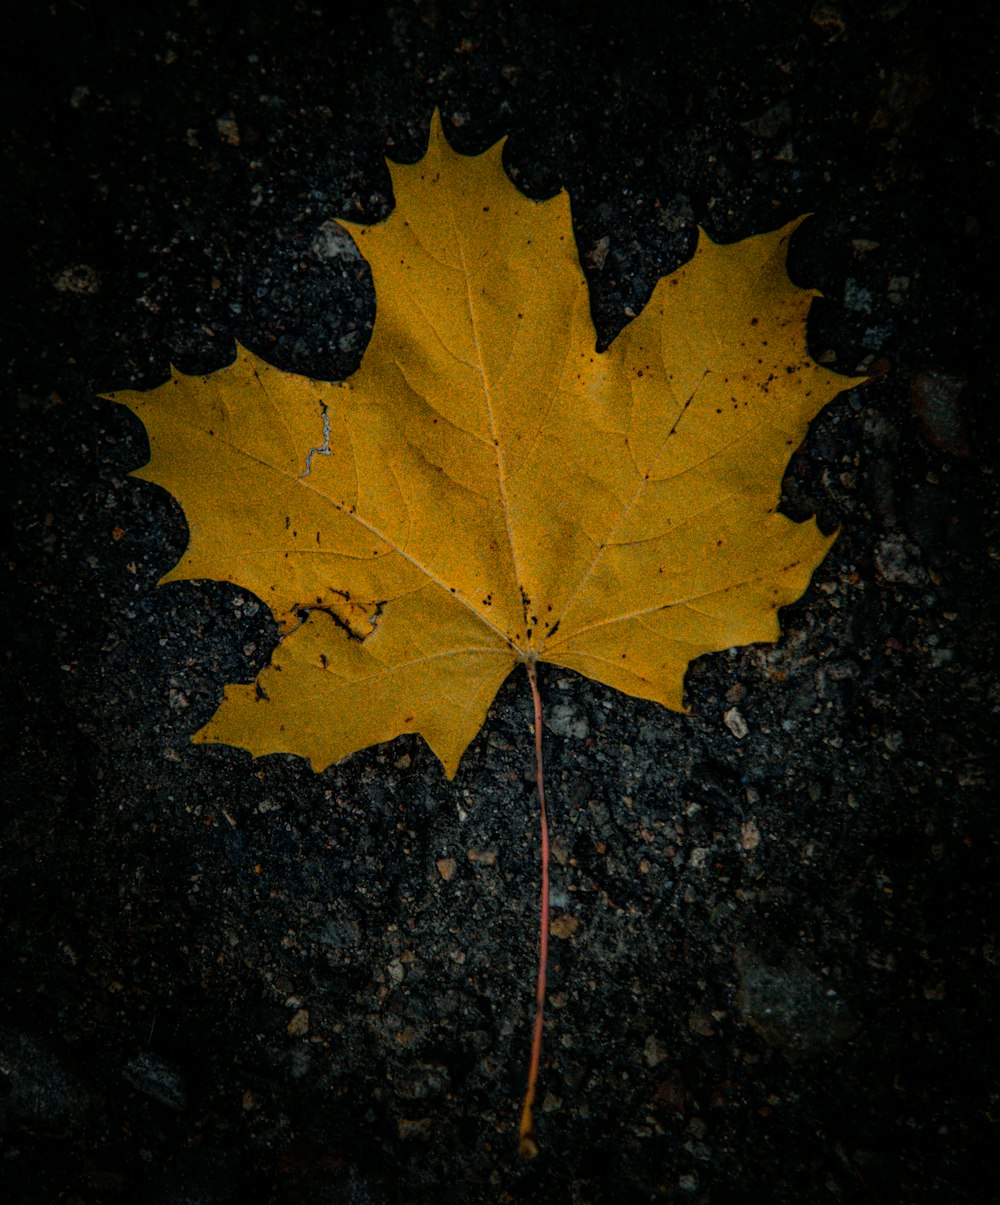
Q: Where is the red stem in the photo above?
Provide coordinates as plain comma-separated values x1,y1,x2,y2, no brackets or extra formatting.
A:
518,657,549,1159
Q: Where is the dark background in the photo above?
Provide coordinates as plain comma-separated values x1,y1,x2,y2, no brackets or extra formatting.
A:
2,1,997,1201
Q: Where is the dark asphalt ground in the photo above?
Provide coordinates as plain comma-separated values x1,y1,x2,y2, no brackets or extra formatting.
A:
2,2,998,1202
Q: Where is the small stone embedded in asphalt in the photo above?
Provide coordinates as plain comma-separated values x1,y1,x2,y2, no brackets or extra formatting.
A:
545,700,591,740
392,1062,450,1100
736,952,860,1058
874,533,930,586
909,370,971,458
740,99,792,139
52,263,100,295
397,1116,434,1141
643,1034,670,1067
311,219,364,263
436,856,457,880
286,1008,310,1036
843,277,874,313
0,1027,90,1127
550,913,581,939
723,707,749,739
214,113,241,146
123,1052,187,1111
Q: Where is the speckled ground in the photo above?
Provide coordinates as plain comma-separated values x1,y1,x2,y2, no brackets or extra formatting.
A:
2,2,998,1202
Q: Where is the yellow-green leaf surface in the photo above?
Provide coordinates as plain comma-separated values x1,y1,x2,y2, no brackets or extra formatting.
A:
112,113,861,777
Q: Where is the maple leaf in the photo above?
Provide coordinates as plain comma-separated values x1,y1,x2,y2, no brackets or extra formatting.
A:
111,112,860,779
111,113,866,1160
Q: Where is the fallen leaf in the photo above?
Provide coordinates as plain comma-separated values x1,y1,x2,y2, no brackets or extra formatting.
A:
111,112,860,777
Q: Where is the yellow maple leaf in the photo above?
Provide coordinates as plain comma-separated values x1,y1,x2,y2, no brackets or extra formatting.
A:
112,113,860,778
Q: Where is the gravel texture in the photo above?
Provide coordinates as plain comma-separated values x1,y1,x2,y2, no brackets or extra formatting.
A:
2,2,998,1202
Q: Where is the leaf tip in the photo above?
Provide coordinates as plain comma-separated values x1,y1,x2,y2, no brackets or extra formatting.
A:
694,223,718,248
392,105,452,169
428,104,448,146
437,749,463,781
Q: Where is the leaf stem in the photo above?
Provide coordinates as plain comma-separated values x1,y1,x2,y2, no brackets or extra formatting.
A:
518,657,549,1160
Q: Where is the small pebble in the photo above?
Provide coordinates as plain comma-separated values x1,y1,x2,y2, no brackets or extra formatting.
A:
286,1008,310,1036
724,707,749,739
